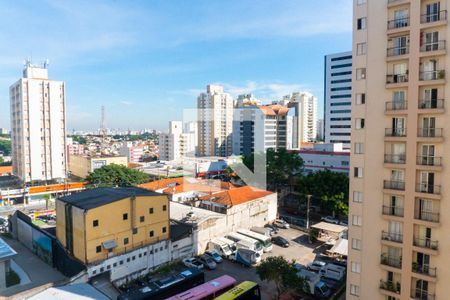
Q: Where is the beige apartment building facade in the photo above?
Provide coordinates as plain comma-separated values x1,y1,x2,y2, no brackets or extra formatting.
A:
348,1,449,300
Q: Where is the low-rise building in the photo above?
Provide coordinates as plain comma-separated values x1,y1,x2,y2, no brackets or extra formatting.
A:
119,142,144,163
68,155,128,178
297,143,350,174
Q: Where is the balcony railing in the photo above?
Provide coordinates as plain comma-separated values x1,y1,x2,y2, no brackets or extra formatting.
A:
388,17,410,29
419,70,446,81
412,263,437,277
384,154,406,164
381,231,403,243
417,128,443,138
418,99,444,109
384,180,405,191
414,210,440,223
387,73,408,84
386,101,407,111
387,46,409,57
381,253,402,268
421,10,447,24
411,288,435,300
380,280,401,294
416,156,442,166
416,183,441,195
413,237,438,250
385,128,407,137
382,205,404,217
420,40,446,52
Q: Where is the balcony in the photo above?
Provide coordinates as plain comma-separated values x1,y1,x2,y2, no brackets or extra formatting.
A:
412,263,437,277
381,253,402,268
414,210,440,223
382,205,404,217
386,74,408,84
418,99,444,110
382,231,403,243
384,154,406,164
380,280,401,294
417,128,443,138
419,70,445,81
413,237,438,250
386,101,407,111
384,180,405,191
385,128,407,137
416,156,442,167
421,10,447,24
420,41,446,53
387,17,410,30
411,288,435,300
416,183,441,195
387,46,409,57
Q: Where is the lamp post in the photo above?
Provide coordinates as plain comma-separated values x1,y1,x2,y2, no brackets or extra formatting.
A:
306,194,312,243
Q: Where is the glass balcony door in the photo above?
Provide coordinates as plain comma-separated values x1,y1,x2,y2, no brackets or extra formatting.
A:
426,2,440,22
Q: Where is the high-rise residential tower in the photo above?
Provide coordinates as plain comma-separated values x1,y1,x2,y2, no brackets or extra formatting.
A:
324,51,353,149
197,85,234,157
285,91,318,145
159,121,196,161
10,62,67,183
347,1,449,299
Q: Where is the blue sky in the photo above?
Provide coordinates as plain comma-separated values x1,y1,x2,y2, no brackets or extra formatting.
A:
0,0,352,131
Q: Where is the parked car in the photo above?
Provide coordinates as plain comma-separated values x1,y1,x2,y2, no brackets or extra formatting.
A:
198,255,217,270
271,236,290,248
182,257,204,270
264,223,279,234
308,260,327,272
321,216,339,224
204,250,223,263
339,219,348,226
274,219,290,229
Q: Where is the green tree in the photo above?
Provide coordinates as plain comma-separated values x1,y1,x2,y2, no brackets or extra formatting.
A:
71,135,87,145
256,256,306,300
0,140,11,156
86,164,149,187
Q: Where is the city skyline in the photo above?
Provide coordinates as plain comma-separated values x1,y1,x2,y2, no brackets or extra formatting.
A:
0,0,351,130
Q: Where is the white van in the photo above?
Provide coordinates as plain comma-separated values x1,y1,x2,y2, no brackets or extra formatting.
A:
208,238,236,257
319,263,346,281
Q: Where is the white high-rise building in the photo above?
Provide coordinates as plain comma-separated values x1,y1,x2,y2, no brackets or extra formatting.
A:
197,85,234,157
324,51,352,149
10,62,67,183
285,91,318,145
159,121,196,161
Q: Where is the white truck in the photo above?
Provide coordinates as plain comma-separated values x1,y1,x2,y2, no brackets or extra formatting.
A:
230,248,260,267
297,269,331,298
225,232,264,256
207,237,236,258
319,263,346,281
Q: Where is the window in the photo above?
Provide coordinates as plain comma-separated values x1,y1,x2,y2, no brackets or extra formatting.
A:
133,228,138,234
352,238,362,250
162,205,167,211
356,42,367,55
356,68,366,80
113,263,117,267
162,226,167,233
149,208,154,214
355,118,365,129
357,17,366,30
354,143,364,154
354,167,363,178
93,220,99,227
124,237,129,245
356,93,365,104
351,261,361,273
357,0,366,4
96,245,101,253
127,258,130,262
350,284,360,296
120,260,124,265
123,213,128,220
132,256,135,261
140,216,145,222
352,215,363,226
353,191,363,203
149,230,154,237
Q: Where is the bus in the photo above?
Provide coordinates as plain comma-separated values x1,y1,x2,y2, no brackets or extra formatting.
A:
225,233,263,255
117,268,204,300
213,281,261,300
237,229,273,252
165,275,237,300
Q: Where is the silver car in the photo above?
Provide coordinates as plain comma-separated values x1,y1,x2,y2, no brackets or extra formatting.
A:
198,255,217,270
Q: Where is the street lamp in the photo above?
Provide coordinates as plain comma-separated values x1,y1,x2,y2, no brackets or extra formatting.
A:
306,194,312,243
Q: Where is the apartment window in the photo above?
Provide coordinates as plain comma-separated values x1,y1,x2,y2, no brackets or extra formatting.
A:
353,191,363,203
352,238,362,250
162,226,167,233
140,216,145,222
354,167,363,178
163,205,167,211
356,68,366,80
355,93,365,104
354,143,364,154
123,213,128,220
350,284,360,296
93,220,99,227
356,42,367,55
149,207,154,214
113,263,117,267
124,238,129,245
149,230,154,237
351,261,361,273
355,118,365,129
120,260,123,265
352,215,363,226
357,0,366,4
127,258,130,262
96,245,101,253
132,228,138,235
357,17,366,30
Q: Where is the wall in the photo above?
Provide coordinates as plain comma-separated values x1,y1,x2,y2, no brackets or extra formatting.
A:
69,156,128,178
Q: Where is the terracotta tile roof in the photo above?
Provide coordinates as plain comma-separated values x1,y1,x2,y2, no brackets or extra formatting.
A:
200,186,273,207
163,183,222,194
0,166,12,174
139,177,186,191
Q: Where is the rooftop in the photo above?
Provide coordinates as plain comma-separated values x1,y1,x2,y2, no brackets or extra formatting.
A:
28,283,110,300
0,237,17,262
58,187,162,210
200,186,273,207
170,202,224,224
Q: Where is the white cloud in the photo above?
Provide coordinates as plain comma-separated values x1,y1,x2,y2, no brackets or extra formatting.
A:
120,100,133,106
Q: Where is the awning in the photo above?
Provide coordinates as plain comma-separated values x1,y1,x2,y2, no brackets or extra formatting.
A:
328,238,348,256
102,240,117,250
311,222,348,234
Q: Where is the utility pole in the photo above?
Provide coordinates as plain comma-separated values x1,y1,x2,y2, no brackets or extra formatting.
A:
306,194,312,243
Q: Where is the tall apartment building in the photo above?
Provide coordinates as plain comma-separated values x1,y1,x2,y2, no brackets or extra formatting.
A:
119,142,144,163
197,85,234,157
324,51,353,149
347,1,449,299
284,92,318,145
159,121,196,161
9,63,67,183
